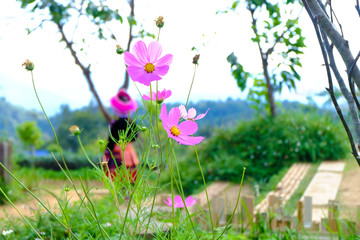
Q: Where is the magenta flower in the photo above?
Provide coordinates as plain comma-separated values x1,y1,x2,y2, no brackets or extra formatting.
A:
164,195,198,208
179,105,210,121
143,89,172,104
160,104,204,145
124,40,173,86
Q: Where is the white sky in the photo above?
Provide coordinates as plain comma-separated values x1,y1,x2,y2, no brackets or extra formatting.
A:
1,0,360,116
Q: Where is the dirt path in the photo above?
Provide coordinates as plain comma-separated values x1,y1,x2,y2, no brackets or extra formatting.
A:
337,159,360,221
255,163,311,213
299,161,345,222
0,180,107,218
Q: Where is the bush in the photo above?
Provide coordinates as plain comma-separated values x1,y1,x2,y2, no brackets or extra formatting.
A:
16,152,100,170
171,112,349,194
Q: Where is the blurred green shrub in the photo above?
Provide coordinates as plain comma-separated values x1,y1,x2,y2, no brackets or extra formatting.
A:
168,112,349,194
16,152,100,170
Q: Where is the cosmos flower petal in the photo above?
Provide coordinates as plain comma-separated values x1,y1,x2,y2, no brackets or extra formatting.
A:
194,108,210,120
178,135,204,145
187,108,197,119
124,52,143,67
148,41,162,63
142,94,151,101
132,40,148,64
168,107,181,126
178,120,198,135
164,89,172,98
185,196,198,207
153,65,170,77
160,104,169,126
155,54,173,66
179,105,187,118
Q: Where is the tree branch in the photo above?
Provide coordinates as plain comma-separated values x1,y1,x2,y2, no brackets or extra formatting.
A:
305,0,360,90
57,23,112,123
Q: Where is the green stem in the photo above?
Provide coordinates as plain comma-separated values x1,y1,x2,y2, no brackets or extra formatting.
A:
157,28,161,42
0,188,44,240
30,71,72,181
216,167,246,240
79,178,110,239
194,145,214,238
169,141,199,240
185,65,197,108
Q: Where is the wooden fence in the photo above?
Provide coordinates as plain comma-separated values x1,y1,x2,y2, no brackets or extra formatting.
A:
208,194,359,234
0,141,13,185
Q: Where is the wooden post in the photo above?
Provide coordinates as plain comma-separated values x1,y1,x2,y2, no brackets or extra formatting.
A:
303,196,312,229
211,196,220,227
328,200,338,232
320,218,328,233
297,201,304,229
0,141,12,185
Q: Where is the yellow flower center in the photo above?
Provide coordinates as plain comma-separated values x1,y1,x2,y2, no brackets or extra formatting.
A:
170,126,181,136
144,63,155,73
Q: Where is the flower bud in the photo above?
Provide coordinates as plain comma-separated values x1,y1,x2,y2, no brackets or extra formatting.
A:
64,187,70,192
152,144,159,149
98,138,105,145
69,125,81,136
116,44,125,55
155,16,164,28
139,126,147,132
22,59,34,71
192,54,200,65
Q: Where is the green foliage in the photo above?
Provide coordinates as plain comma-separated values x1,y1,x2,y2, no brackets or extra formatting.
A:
16,121,44,154
226,0,306,115
52,103,108,152
172,112,349,194
16,152,100,170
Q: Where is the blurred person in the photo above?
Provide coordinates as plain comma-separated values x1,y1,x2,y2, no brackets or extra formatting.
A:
102,88,139,184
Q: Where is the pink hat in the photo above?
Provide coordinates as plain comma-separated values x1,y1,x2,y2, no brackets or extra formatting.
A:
110,89,138,116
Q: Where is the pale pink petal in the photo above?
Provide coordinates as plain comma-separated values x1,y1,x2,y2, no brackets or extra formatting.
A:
155,54,173,67
164,89,172,99
187,108,197,119
160,104,169,126
194,108,210,120
164,197,173,207
142,94,151,101
153,65,170,77
174,195,185,208
185,196,198,207
177,135,204,145
124,52,143,68
126,66,146,82
178,120,198,135
168,107,181,126
127,66,162,86
148,41,163,63
179,105,187,118
132,40,148,64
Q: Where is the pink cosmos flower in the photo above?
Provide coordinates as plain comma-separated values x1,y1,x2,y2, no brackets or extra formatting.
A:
124,40,173,86
160,104,204,145
164,195,198,208
143,89,172,104
179,105,210,121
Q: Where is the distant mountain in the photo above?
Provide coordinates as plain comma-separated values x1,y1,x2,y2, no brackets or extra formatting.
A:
0,97,52,142
0,96,337,145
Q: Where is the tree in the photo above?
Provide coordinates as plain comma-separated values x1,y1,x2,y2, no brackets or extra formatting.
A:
301,0,360,166
225,0,306,117
16,121,44,156
17,0,152,122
